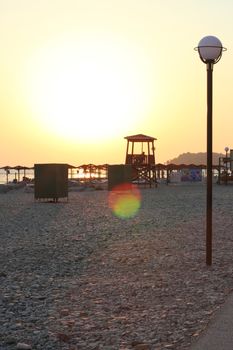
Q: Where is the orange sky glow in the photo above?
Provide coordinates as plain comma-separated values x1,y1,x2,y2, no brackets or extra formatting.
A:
0,0,233,166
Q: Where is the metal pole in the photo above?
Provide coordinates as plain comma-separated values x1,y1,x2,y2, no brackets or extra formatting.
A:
226,150,228,185
125,140,129,164
206,62,213,266
218,157,221,185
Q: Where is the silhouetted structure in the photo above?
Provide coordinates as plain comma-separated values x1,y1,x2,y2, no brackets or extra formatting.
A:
108,164,132,191
124,134,156,165
124,134,157,187
218,149,233,184
34,163,68,202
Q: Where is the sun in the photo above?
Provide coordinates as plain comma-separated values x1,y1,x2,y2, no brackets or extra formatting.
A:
24,37,154,142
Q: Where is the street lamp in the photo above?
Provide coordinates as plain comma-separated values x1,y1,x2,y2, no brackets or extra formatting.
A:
195,36,226,265
224,146,229,184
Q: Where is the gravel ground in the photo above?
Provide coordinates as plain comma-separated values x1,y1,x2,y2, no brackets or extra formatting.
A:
1,183,233,350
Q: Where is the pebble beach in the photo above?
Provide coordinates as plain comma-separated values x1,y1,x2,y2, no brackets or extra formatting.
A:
1,183,233,350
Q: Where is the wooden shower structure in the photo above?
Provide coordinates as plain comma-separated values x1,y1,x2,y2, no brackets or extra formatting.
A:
124,134,157,186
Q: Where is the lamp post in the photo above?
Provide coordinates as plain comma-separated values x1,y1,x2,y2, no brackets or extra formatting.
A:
195,36,226,265
225,146,229,185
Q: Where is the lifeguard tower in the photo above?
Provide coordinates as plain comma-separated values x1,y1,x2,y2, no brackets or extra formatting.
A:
124,134,157,186
218,148,233,184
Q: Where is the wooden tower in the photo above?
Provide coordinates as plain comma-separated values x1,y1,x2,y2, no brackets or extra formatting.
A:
124,134,157,186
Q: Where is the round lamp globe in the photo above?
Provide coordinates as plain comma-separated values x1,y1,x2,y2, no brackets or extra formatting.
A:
197,35,223,63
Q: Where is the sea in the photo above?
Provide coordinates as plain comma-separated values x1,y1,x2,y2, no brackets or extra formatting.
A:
0,169,34,184
0,168,107,184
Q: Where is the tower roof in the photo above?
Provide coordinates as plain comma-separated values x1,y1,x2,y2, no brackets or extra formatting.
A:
124,134,157,142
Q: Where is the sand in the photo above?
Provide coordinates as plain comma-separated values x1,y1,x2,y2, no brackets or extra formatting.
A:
1,183,233,350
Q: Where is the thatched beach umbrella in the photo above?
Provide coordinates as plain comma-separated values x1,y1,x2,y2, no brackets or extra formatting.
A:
166,163,179,171
78,164,89,179
67,164,77,179
0,166,13,183
97,164,108,179
12,166,23,182
82,164,94,179
155,163,166,170
22,166,33,179
12,165,32,182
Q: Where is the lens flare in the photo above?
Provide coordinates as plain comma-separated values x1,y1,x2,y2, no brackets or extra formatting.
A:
108,183,141,219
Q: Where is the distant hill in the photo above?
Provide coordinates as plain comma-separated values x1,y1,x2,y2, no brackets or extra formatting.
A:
167,152,224,165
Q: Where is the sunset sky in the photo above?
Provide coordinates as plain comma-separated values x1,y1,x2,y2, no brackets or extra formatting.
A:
0,0,233,166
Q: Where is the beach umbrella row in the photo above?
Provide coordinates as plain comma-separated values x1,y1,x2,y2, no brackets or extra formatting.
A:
1,163,219,185
0,165,34,183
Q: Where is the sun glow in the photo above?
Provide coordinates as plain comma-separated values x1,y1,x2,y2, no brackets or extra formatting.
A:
24,37,154,142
